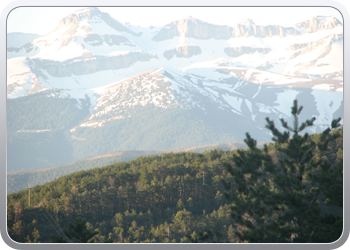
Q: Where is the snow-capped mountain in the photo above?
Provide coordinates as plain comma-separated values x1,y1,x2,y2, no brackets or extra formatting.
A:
7,7,343,172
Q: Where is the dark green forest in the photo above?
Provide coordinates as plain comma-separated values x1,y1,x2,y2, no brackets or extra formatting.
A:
7,142,248,194
7,101,343,243
7,150,165,194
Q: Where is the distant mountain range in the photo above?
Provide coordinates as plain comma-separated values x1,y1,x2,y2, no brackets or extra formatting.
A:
7,32,41,49
7,7,343,172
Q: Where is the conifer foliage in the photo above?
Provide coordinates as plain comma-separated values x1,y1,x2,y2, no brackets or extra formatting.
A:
51,218,98,243
222,100,342,243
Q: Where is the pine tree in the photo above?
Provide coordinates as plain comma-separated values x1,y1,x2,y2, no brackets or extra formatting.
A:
51,217,98,243
222,100,342,243
187,230,224,243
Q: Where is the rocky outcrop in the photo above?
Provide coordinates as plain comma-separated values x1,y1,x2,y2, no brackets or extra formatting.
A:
289,34,343,50
224,46,271,57
232,17,341,38
294,16,342,33
83,34,133,46
7,42,40,54
232,19,299,38
153,17,233,41
256,63,274,71
23,42,39,53
163,45,202,59
30,51,157,77
103,34,133,46
27,76,47,95
288,34,343,59
7,47,21,53
83,34,104,46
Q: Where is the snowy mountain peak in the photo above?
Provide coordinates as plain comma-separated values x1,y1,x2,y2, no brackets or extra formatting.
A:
152,17,233,41
74,7,100,15
58,7,102,27
179,15,195,21
173,16,202,24
7,7,144,62
56,7,139,37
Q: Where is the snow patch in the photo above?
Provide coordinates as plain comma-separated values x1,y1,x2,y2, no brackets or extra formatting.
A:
274,88,299,115
222,94,243,114
312,84,331,91
311,89,343,126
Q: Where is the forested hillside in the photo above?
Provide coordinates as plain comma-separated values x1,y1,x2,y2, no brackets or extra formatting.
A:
7,142,251,194
7,124,343,243
8,149,237,243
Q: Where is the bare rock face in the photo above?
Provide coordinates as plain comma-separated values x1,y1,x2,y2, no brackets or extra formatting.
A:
29,51,157,77
84,34,104,46
27,76,47,95
294,16,342,33
7,47,21,53
103,34,133,46
153,16,342,41
232,19,298,38
83,34,133,47
7,42,40,55
163,45,202,59
288,34,343,59
152,17,233,41
224,46,271,57
232,17,341,38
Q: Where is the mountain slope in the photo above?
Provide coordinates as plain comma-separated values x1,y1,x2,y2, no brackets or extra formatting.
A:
7,7,343,172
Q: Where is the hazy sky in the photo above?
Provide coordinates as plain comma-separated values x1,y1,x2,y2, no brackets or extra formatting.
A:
7,6,343,35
